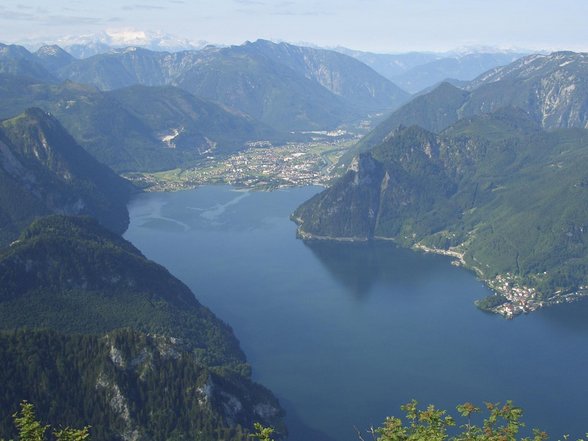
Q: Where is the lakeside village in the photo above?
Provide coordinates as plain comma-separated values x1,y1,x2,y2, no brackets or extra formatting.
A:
127,121,588,320
485,273,588,319
414,244,588,318
126,130,360,192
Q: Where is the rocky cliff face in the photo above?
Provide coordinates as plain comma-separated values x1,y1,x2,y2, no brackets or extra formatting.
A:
463,52,588,129
0,328,284,441
243,40,410,112
0,108,132,245
294,153,386,240
0,216,286,439
294,111,588,316
354,52,588,159
296,125,458,241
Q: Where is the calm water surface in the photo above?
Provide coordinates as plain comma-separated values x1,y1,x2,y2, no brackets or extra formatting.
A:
124,185,588,441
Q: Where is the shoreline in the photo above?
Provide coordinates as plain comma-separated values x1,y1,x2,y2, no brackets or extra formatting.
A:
132,180,588,321
295,225,588,319
293,218,369,242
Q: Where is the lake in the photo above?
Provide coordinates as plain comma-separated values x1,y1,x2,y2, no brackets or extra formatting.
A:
124,185,588,441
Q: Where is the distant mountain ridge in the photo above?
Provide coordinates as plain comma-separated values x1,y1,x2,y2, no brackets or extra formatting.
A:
390,52,527,93
45,29,210,58
0,43,56,82
245,40,409,113
350,51,588,156
28,39,409,131
334,47,528,93
0,38,411,134
334,47,441,79
34,45,75,71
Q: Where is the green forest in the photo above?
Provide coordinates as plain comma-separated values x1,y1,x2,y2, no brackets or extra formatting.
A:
294,109,588,314
5,399,588,441
0,216,284,441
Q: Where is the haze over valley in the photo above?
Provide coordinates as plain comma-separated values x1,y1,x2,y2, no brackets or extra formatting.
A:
1,1,588,440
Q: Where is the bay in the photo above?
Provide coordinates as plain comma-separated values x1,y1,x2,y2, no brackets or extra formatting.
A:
124,185,588,441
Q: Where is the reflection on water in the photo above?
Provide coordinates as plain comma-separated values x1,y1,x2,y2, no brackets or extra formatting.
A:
305,240,459,300
536,297,588,331
125,185,588,441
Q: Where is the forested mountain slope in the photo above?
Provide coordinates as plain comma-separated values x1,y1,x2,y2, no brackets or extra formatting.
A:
0,215,285,440
295,109,588,317
0,108,132,246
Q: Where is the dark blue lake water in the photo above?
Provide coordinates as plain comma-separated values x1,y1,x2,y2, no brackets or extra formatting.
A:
124,185,588,441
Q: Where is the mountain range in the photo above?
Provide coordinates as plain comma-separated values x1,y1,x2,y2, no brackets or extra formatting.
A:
0,39,416,172
0,43,56,82
27,39,409,132
335,47,528,93
1,36,588,441
348,51,588,160
244,40,408,114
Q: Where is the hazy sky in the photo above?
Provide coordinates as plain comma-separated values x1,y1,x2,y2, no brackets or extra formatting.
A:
2,0,588,52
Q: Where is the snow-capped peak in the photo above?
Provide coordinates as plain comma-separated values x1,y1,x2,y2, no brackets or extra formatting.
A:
96,29,207,50
24,28,211,58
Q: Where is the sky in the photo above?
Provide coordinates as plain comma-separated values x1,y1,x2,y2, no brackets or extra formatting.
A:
1,0,588,53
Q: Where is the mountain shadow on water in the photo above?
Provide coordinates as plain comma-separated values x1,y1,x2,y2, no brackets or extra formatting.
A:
305,240,456,300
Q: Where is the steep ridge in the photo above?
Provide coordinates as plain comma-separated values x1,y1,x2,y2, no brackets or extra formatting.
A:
350,52,588,160
0,215,284,440
0,75,280,172
0,43,55,82
169,44,358,131
462,51,588,129
0,108,132,246
294,109,588,317
244,39,410,112
347,82,470,160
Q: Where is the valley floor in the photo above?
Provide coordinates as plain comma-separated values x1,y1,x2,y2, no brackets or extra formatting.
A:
125,138,357,192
